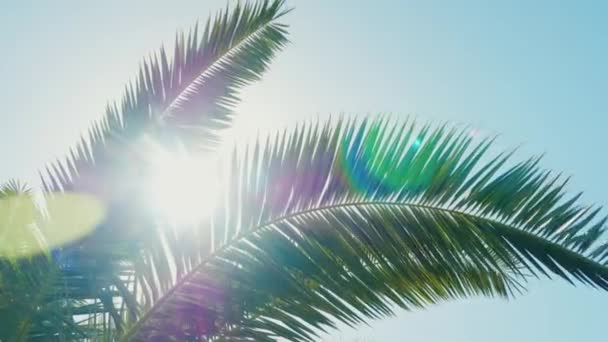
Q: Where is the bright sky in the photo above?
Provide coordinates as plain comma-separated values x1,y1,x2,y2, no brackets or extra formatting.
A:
2,0,608,340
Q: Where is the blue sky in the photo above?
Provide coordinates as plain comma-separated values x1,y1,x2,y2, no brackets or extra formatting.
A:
2,0,607,340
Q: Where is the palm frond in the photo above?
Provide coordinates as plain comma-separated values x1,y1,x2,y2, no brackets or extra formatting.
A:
41,0,289,194
0,181,85,341
122,116,608,340
28,1,290,336
0,181,136,340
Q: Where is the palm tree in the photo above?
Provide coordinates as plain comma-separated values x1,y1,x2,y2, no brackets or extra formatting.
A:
2,0,608,340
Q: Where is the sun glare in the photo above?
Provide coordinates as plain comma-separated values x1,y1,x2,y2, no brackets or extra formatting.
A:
147,151,221,224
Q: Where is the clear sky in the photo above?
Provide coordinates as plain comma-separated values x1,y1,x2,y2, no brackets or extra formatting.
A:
2,0,608,340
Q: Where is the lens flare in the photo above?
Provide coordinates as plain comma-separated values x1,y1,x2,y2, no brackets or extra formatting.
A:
339,123,425,197
0,193,105,259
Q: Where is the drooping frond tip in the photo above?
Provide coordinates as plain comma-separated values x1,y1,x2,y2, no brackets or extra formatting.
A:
123,116,608,341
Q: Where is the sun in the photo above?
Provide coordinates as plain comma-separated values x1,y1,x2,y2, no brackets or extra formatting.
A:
146,150,221,224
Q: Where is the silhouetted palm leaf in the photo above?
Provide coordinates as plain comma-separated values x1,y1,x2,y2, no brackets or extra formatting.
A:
26,2,290,339
0,182,93,340
122,117,608,341
42,0,289,194
0,180,142,340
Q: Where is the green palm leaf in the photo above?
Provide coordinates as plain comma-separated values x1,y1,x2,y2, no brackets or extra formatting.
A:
122,117,608,340
23,2,290,338
0,181,135,340
0,182,86,341
42,0,289,194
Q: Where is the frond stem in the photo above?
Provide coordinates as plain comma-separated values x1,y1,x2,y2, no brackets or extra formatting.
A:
122,199,608,340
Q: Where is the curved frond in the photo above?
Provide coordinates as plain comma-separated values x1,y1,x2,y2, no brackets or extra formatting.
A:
29,1,291,336
123,116,608,340
41,0,290,194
